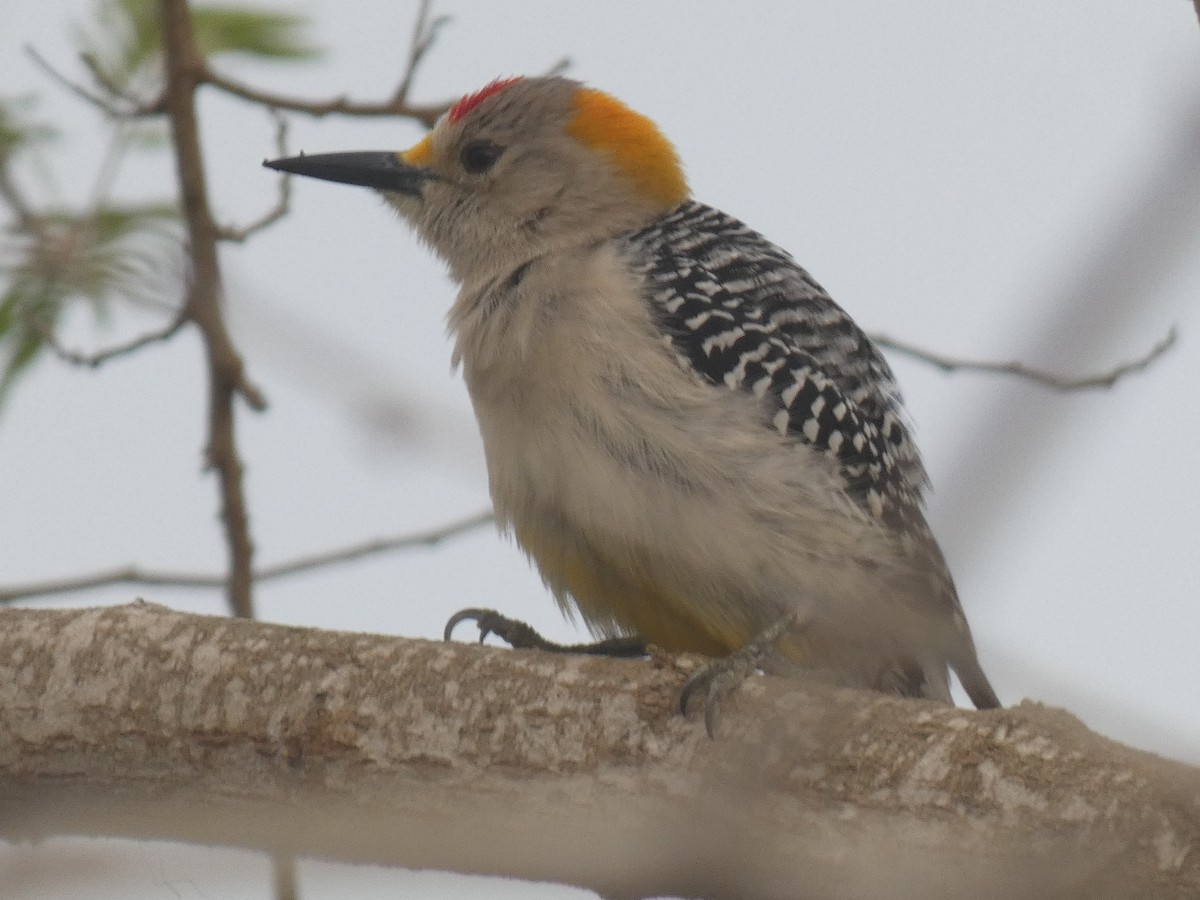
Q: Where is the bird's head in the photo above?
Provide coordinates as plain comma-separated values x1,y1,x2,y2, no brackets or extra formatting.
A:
265,76,690,281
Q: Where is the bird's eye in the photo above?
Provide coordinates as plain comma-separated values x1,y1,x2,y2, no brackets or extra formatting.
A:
460,140,504,174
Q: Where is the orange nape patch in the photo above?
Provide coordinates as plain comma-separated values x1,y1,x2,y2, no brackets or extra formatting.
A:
401,133,433,165
566,87,689,211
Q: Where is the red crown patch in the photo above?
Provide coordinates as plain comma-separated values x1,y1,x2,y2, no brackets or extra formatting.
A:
448,76,524,124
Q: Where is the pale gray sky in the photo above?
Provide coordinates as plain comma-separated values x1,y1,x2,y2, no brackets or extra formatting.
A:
3,2,1199,898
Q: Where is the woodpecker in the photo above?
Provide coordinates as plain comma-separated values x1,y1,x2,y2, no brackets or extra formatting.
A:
266,76,1000,712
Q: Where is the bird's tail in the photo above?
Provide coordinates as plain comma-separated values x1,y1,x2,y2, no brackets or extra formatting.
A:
955,653,1001,709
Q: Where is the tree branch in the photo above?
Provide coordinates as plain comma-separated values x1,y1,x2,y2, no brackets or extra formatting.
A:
873,325,1178,391
159,0,262,619
79,52,165,113
23,45,163,118
199,1,460,130
202,45,572,131
0,149,45,236
217,111,292,242
391,0,450,106
0,509,494,604
31,312,185,368
200,67,452,129
0,602,1196,900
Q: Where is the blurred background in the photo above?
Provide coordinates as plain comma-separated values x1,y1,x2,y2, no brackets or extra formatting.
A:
2,2,1198,897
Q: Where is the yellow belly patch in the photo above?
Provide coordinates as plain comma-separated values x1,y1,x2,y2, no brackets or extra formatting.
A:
513,518,752,657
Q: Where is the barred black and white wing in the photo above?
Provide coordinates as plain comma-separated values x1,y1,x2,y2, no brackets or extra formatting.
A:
622,200,927,528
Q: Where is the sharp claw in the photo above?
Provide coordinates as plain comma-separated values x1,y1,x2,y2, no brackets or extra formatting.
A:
445,609,643,656
704,681,722,740
678,682,693,717
679,665,723,737
678,670,705,717
442,607,497,642
680,670,724,739
443,607,553,651
677,612,803,737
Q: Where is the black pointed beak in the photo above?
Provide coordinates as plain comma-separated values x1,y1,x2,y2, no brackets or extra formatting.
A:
263,151,433,196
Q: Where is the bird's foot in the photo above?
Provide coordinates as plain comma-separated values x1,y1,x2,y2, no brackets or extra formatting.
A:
679,611,800,738
443,607,647,658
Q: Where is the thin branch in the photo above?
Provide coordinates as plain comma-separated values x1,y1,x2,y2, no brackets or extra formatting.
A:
0,509,494,604
255,509,495,580
24,45,123,111
81,122,132,217
0,154,44,236
544,56,572,78
78,51,164,113
160,0,260,618
0,568,221,602
24,45,163,118
202,49,572,130
392,0,451,106
200,0,454,128
217,111,291,242
200,66,452,129
873,325,1178,391
31,312,185,368
180,4,567,136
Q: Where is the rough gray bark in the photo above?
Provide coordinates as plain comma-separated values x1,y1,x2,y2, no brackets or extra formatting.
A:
0,602,1196,899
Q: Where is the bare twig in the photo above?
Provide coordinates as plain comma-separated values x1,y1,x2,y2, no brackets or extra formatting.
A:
0,509,494,604
80,123,133,219
25,45,123,111
201,0,455,128
201,68,452,129
24,45,163,118
934,96,1200,591
0,155,44,236
78,51,164,112
0,568,231,602
544,56,572,78
218,111,292,242
873,326,1177,391
392,0,450,106
201,65,451,128
253,509,495,581
160,0,262,618
31,312,185,368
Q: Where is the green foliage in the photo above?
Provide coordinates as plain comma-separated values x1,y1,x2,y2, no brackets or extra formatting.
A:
1,0,320,408
0,99,184,407
0,198,183,404
0,97,57,161
82,0,162,92
118,118,170,151
0,281,56,401
192,6,321,62
80,0,321,94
